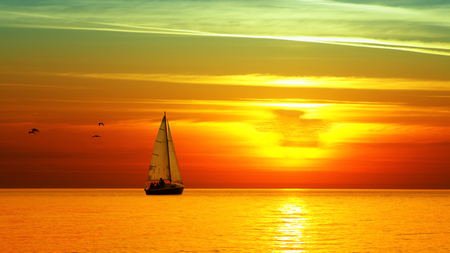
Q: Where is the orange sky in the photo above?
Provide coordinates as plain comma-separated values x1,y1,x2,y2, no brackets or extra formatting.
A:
1,0,450,188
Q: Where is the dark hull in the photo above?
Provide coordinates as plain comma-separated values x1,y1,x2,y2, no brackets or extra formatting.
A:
145,185,184,195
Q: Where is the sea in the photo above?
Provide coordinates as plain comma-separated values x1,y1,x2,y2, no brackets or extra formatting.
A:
1,189,449,253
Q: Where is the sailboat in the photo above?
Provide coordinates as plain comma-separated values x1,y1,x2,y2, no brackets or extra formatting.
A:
144,112,184,195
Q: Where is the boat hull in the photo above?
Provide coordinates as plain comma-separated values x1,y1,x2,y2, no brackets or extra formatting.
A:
145,184,184,195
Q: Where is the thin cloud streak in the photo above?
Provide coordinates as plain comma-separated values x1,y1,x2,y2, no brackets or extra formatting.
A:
45,72,450,91
0,82,90,90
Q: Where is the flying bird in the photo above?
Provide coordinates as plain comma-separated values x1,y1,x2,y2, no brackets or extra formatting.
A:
31,128,39,133
92,135,101,138
98,123,104,126
29,131,36,135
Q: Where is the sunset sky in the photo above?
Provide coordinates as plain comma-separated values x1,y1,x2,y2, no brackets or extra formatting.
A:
1,0,450,188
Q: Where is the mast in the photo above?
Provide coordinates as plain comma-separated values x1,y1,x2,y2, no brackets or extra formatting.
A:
164,111,172,182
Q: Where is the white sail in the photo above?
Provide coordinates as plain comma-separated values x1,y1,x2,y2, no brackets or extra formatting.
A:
167,122,183,184
148,116,170,181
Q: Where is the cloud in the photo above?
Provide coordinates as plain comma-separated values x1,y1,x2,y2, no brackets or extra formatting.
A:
255,109,333,147
280,140,320,148
15,71,450,91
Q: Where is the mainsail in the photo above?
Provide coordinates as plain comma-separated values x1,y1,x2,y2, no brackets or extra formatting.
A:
147,114,183,184
148,116,170,181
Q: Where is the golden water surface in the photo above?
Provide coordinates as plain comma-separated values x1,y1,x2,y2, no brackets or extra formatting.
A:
1,189,449,252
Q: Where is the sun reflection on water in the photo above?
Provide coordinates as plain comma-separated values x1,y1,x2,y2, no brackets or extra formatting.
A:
273,202,309,252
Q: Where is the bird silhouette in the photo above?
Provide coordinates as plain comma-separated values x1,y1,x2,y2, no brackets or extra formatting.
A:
31,128,39,133
92,135,101,138
98,123,104,126
29,131,36,135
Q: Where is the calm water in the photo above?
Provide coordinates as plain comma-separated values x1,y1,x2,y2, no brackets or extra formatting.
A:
1,189,449,253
